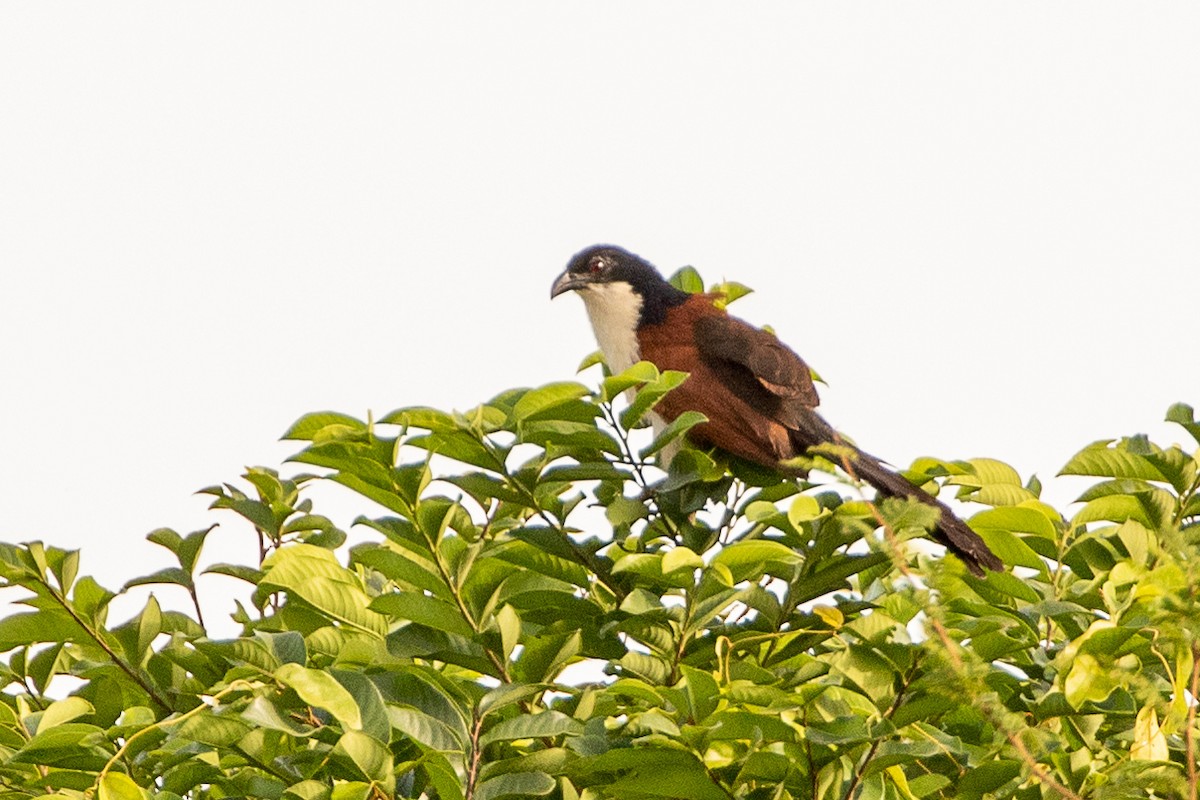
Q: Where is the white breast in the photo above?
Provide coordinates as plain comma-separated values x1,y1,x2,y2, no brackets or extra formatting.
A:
578,281,679,463
579,281,643,374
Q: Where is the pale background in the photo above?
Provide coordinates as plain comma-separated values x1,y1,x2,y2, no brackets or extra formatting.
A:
2,4,1197,630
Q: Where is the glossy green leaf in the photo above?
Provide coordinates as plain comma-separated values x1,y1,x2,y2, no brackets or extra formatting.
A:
475,771,556,800
601,361,662,401
99,773,148,800
261,544,388,637
1072,494,1152,527
574,748,728,800
283,412,368,440
512,382,591,422
333,730,395,793
619,369,690,431
481,710,581,746
1166,402,1200,446
370,591,475,638
388,706,465,752
712,540,802,582
667,265,704,293
37,697,94,731
1059,442,1167,481
640,410,707,458
276,664,362,730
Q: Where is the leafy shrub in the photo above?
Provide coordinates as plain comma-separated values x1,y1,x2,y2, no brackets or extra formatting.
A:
1,276,1198,800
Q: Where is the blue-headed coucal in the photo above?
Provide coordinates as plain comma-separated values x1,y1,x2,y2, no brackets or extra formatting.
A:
551,244,1002,576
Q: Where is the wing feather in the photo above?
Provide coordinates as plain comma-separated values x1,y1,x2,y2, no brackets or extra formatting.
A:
693,315,820,407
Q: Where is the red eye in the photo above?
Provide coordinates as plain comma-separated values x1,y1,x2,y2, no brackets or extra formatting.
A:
588,257,604,273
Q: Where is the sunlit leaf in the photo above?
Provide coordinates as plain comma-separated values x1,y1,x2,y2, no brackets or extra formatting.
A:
370,592,475,638
474,771,556,800
480,710,582,746
261,544,388,637
275,664,362,731
512,382,591,422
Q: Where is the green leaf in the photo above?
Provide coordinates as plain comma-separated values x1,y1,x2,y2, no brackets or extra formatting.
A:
124,567,192,592
709,280,753,305
972,526,1048,573
788,494,825,526
0,610,88,649
512,382,591,422
242,696,318,736
793,553,890,605
496,604,521,661
37,697,94,731
601,361,662,401
712,540,802,583
956,759,1021,795
1166,402,1200,446
620,369,690,431
388,706,466,752
332,669,392,743
574,748,728,800
407,431,505,471
99,773,149,800
1059,442,1167,481
283,411,368,440
1072,495,1152,527
11,723,112,770
276,663,363,730
370,592,475,638
967,458,1023,485
261,544,388,637
677,665,719,723
668,265,704,293
481,710,582,746
333,730,395,790
640,410,707,458
203,563,264,584
513,630,582,683
661,546,703,575
475,772,556,800
968,505,1058,539
478,683,547,717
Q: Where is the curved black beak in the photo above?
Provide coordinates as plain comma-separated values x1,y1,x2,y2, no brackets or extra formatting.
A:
550,270,588,299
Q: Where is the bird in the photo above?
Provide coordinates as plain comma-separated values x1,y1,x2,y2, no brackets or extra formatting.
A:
550,244,1002,576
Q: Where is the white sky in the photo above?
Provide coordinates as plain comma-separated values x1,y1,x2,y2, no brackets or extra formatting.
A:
2,4,1198,627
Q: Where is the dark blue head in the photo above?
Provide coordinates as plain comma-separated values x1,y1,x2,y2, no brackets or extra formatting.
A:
551,245,689,326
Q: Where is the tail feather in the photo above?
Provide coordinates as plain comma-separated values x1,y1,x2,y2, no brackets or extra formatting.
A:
841,446,1002,576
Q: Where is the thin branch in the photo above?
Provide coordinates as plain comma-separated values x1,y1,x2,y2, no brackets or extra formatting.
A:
843,657,924,800
831,447,1082,800
35,577,173,713
1189,641,1199,800
464,710,486,800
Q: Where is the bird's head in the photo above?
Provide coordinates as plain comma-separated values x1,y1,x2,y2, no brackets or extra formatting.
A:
551,244,690,372
550,245,664,300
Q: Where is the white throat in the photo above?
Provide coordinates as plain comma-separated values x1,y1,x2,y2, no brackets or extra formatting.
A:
579,281,643,374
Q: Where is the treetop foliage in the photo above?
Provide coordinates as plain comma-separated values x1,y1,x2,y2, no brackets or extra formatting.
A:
1,269,1199,800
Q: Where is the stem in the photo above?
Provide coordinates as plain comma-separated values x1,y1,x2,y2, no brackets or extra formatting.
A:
843,658,923,800
188,584,206,629
1189,641,1199,800
36,577,172,713
833,449,1083,800
464,710,485,799
427,532,512,682
96,680,255,788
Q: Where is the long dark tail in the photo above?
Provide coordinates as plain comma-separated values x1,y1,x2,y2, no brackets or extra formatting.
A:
838,444,1002,576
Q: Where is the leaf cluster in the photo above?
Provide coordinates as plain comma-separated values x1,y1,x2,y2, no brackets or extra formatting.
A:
1,277,1199,799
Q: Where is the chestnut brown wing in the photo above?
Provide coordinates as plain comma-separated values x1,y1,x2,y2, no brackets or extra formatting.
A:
692,314,820,409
